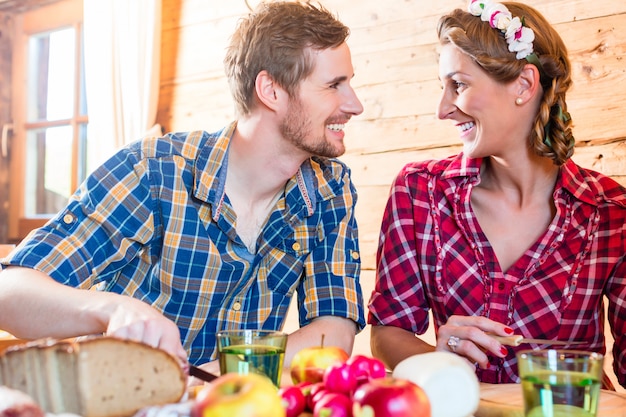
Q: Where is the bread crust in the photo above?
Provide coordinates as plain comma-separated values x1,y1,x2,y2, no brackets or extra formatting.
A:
0,336,186,417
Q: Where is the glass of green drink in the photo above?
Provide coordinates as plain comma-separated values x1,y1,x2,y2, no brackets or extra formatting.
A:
217,330,287,386
517,349,604,417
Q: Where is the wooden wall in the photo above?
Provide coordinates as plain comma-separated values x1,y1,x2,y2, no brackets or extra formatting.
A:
158,0,626,272
158,0,626,388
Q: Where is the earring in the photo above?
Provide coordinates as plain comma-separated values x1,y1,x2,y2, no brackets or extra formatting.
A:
515,97,523,105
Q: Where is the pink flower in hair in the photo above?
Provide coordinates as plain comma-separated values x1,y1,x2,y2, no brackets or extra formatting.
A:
468,0,535,59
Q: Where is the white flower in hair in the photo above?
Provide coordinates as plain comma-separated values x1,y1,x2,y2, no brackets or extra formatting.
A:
505,19,535,59
468,0,535,59
468,0,485,16
481,1,511,29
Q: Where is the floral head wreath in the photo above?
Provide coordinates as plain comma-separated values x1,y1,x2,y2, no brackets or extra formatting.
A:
468,0,574,152
467,0,547,87
468,0,534,59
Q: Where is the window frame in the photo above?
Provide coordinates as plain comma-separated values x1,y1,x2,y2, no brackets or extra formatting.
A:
8,0,85,241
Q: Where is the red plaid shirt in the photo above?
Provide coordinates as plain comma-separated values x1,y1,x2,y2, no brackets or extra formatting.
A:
368,154,626,388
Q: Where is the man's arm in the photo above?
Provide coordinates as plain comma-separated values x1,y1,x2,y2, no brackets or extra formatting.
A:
284,315,357,366
0,266,187,363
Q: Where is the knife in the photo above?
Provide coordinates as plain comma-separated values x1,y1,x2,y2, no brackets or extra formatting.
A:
488,334,586,347
188,364,219,383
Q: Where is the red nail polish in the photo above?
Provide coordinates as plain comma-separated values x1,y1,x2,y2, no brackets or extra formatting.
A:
505,327,514,334
500,346,508,356
485,362,491,369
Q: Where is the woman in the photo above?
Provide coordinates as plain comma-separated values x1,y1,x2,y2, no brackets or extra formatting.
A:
368,0,625,389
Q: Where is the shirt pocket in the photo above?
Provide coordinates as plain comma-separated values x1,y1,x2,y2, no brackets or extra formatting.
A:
261,236,310,296
511,273,567,337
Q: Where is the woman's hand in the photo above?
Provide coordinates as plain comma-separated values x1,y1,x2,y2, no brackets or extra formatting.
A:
436,315,512,369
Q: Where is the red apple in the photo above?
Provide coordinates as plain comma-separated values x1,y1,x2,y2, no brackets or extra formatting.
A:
323,362,357,394
306,382,329,411
290,339,349,384
191,373,285,417
313,392,352,417
352,377,430,417
278,385,306,417
346,355,387,385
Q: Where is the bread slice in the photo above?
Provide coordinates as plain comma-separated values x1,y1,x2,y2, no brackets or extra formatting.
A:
0,336,186,417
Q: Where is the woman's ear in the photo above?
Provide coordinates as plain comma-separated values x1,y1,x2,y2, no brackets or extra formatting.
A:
514,63,541,105
255,70,284,112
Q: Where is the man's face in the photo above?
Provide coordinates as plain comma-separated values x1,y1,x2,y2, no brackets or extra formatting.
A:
280,42,363,158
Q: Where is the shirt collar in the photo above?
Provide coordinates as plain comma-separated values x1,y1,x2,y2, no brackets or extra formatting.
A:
558,159,603,207
193,121,343,219
440,153,601,207
193,122,235,213
439,153,482,180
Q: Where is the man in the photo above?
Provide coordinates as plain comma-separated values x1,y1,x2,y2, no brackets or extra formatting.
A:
0,1,365,376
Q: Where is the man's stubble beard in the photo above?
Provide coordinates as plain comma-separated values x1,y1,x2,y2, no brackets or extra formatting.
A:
279,98,345,159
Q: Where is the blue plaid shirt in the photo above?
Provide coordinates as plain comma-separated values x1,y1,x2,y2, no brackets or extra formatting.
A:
3,122,365,364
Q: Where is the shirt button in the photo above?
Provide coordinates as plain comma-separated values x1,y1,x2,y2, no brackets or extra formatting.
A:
292,242,301,251
63,213,74,224
351,251,360,260
497,283,505,291
232,301,242,311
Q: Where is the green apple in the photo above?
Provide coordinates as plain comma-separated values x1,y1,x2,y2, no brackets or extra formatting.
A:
290,343,349,384
191,373,285,417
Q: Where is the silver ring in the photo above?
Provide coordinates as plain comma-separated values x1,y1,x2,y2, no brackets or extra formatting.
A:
447,335,460,353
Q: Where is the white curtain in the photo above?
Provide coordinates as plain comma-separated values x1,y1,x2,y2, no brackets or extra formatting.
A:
83,0,162,166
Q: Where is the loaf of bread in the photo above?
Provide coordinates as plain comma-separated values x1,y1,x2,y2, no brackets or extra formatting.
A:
0,337,187,417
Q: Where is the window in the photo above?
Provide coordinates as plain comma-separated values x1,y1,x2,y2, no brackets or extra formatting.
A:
8,0,90,241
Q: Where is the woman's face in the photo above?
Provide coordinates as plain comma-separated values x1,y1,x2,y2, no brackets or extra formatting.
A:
437,43,524,159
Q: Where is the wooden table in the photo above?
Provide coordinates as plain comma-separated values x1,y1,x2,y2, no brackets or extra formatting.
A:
477,383,626,417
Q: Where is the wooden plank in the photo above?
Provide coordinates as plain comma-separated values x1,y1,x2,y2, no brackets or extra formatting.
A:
330,0,626,54
326,0,626,31
162,0,249,31
160,17,240,83
156,80,234,132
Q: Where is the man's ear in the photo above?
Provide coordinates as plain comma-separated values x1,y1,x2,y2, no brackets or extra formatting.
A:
255,70,285,111
514,63,541,104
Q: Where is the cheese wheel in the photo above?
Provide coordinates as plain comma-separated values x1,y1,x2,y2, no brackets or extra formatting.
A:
392,352,480,417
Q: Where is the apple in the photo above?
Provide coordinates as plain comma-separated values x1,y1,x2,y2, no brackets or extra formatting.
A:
323,362,357,394
306,382,329,411
346,355,387,385
290,335,350,384
352,377,430,417
278,385,306,417
191,373,286,417
313,392,352,417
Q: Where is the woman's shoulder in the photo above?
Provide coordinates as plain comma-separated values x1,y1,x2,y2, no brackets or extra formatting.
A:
563,160,626,208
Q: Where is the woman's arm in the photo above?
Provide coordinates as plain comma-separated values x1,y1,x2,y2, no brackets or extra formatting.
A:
370,325,435,370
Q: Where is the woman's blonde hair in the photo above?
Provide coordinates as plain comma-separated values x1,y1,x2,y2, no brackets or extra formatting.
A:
437,2,574,165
